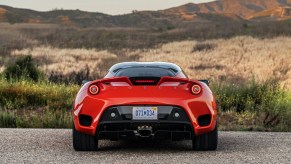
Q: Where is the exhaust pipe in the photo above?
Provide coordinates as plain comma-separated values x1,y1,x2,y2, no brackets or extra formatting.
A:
137,125,153,137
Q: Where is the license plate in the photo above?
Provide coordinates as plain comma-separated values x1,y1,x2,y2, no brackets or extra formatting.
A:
132,107,158,120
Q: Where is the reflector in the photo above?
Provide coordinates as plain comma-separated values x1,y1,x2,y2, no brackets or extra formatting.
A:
89,85,99,95
191,84,202,95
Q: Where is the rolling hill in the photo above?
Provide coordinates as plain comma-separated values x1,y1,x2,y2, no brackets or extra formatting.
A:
247,6,291,20
0,0,291,28
0,5,243,29
165,0,291,20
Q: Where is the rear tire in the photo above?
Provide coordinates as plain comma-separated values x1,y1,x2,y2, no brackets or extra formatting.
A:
192,123,218,151
73,127,98,151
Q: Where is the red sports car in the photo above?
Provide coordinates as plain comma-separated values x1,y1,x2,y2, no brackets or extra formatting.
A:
72,62,218,151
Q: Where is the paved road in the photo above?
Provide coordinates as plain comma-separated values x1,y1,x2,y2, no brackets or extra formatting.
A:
0,129,290,163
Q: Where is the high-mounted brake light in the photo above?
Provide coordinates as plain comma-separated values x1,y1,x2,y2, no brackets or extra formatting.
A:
135,80,155,83
89,85,99,95
191,84,202,95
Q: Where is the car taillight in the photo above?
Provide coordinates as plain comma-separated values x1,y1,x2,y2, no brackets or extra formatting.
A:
89,85,99,95
191,84,201,95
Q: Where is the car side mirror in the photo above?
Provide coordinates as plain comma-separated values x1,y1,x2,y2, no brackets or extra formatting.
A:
199,80,209,86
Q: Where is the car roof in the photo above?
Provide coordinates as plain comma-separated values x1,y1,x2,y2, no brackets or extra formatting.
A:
109,62,182,73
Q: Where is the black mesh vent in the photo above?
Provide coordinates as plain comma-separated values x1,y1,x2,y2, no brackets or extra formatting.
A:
79,114,92,126
198,114,211,127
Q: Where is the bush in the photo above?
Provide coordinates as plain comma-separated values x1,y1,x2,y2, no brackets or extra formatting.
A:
15,109,71,128
0,79,79,110
0,78,76,128
48,68,90,85
192,42,216,52
4,55,42,82
0,109,71,128
212,79,281,112
212,79,291,131
0,110,16,128
0,76,290,131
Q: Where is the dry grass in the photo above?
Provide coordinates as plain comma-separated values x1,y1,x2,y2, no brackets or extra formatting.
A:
0,25,37,47
9,36,291,89
11,47,118,77
135,36,291,89
0,23,58,52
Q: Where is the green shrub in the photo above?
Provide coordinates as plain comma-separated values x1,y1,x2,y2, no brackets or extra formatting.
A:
0,79,79,110
0,76,290,131
212,79,291,131
192,42,216,52
42,109,72,128
0,108,71,128
0,110,16,128
212,79,281,112
4,55,42,82
15,109,71,128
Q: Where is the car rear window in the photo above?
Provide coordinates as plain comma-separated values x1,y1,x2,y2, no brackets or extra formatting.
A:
115,67,176,77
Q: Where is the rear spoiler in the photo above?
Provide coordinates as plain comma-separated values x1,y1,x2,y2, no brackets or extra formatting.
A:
82,77,133,86
88,77,209,86
157,76,189,85
100,77,133,85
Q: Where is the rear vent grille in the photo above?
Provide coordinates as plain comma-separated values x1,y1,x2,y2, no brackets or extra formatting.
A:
129,77,160,86
198,114,211,127
79,115,92,126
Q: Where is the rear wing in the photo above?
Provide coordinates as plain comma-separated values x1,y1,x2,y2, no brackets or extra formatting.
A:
100,77,133,85
157,76,189,85
86,76,206,96
87,77,208,86
89,76,195,86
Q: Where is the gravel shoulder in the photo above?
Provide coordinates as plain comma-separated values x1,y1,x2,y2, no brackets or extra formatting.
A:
0,129,290,163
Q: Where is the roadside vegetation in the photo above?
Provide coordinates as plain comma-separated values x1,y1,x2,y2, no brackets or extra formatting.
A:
0,56,291,131
0,56,78,128
213,80,291,131
0,23,291,131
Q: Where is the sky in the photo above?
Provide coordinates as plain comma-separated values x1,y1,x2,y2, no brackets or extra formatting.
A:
0,0,213,15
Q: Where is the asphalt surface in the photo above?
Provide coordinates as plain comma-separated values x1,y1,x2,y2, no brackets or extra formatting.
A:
0,129,290,164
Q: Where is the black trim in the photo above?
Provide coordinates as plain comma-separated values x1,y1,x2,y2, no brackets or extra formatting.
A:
79,114,92,127
100,106,190,122
97,122,193,140
97,106,193,140
197,114,211,127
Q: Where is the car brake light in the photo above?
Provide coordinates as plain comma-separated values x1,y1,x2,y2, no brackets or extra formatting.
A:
135,80,155,83
89,85,99,95
191,84,201,95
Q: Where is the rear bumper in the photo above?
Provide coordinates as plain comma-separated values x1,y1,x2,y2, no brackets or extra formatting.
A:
96,106,192,140
98,121,192,140
73,104,217,139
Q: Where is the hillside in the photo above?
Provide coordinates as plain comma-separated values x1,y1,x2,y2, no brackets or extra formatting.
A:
0,4,244,29
165,0,291,20
0,1,291,52
248,6,291,20
0,5,110,26
0,0,291,28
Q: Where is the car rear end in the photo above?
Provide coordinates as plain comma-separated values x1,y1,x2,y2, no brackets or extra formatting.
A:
72,63,218,151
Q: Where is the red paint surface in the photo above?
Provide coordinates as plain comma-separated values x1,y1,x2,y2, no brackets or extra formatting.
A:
73,76,217,136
